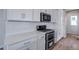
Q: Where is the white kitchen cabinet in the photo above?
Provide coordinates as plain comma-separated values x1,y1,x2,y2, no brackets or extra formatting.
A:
40,9,52,14
33,9,40,21
7,37,37,50
7,40,32,50
40,9,47,13
30,37,38,50
46,9,52,14
37,34,45,50
7,9,59,22
7,9,33,21
51,9,59,23
6,33,45,50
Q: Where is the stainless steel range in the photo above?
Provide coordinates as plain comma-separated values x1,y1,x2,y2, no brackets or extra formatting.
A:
45,31,54,49
36,25,55,50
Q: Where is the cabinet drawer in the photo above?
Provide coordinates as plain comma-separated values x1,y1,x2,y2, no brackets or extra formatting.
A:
8,40,32,50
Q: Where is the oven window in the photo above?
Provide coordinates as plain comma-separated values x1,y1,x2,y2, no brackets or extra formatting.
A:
48,40,54,48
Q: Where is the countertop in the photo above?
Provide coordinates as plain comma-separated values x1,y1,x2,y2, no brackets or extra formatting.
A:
5,31,45,45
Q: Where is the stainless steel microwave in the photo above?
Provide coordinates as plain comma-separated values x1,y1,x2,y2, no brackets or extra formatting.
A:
40,12,51,22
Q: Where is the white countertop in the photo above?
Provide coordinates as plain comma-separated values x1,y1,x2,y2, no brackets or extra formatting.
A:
5,31,45,45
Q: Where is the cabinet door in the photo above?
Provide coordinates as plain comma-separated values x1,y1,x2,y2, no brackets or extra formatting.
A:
40,9,52,14
7,9,33,21
46,9,52,14
33,9,40,21
31,38,37,50
40,9,47,13
51,9,59,22
7,37,38,50
37,35,45,50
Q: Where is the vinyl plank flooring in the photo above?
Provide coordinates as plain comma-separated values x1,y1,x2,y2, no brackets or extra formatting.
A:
53,34,79,50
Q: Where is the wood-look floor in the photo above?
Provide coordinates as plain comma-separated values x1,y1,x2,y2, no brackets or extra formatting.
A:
53,34,79,50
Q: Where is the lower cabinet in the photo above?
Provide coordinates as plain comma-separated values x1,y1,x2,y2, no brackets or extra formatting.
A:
7,35,45,50
37,35,45,50
7,38,37,50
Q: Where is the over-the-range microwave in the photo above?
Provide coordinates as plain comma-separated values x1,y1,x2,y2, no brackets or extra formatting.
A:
40,12,51,22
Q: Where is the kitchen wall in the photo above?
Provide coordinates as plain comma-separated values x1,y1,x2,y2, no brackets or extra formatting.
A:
0,10,6,46
6,22,56,36
6,9,66,43
0,9,66,47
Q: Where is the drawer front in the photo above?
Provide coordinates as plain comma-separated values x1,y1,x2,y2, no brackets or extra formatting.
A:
8,40,32,50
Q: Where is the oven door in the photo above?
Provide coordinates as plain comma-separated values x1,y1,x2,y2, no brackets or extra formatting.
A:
48,40,54,49
47,33,54,41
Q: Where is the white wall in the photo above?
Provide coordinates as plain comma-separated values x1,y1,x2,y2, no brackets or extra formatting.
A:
0,10,6,47
56,10,66,42
6,22,56,36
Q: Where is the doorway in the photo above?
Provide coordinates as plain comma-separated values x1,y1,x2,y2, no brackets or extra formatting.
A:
66,10,79,35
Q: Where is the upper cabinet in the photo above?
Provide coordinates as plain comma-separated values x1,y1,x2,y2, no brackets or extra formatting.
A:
51,9,59,23
7,9,59,22
40,9,52,14
7,9,33,21
33,9,40,21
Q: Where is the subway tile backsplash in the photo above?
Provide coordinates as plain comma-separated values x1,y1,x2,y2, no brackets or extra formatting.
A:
6,22,55,36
